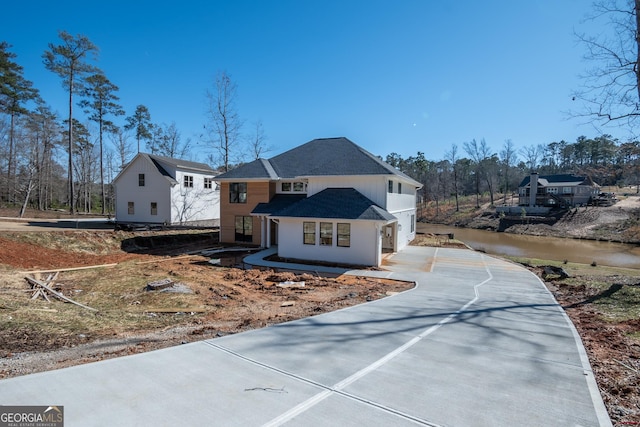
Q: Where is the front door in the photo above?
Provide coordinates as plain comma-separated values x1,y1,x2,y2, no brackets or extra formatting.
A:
382,224,395,252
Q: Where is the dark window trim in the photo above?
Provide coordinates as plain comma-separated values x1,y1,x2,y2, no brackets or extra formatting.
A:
320,222,333,246
303,221,316,245
234,215,253,242
230,182,247,203
337,223,350,247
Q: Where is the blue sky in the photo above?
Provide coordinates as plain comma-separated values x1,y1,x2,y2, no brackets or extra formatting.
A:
2,1,610,165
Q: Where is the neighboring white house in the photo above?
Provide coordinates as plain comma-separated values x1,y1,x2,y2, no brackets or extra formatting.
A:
113,153,220,226
214,137,422,266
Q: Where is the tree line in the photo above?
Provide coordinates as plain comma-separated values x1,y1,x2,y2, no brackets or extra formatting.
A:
385,135,640,212
0,31,260,216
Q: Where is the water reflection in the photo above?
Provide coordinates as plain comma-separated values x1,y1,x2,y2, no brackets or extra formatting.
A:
418,224,640,269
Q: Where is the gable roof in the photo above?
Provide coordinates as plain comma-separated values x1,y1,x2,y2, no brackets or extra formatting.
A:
518,174,599,188
266,188,396,222
215,137,421,187
113,152,215,185
145,153,214,174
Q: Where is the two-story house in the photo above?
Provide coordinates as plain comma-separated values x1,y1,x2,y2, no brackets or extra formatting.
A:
518,172,600,208
214,137,422,266
113,153,220,226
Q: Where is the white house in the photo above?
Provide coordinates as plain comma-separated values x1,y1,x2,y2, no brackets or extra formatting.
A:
214,137,422,266
113,153,220,226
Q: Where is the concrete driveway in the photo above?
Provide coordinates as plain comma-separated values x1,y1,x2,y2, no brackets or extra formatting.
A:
0,247,611,426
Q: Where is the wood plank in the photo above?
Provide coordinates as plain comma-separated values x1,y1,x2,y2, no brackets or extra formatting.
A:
20,263,118,275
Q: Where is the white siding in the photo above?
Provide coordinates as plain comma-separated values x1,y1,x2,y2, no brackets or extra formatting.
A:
114,158,172,224
171,170,220,224
394,208,416,251
307,176,387,207
114,156,219,225
277,218,380,266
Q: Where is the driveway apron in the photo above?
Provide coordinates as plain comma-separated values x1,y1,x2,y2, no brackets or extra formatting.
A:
0,247,611,426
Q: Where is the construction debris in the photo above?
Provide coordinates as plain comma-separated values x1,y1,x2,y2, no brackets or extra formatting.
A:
146,278,175,291
276,281,306,289
24,275,98,312
145,279,192,294
541,265,571,280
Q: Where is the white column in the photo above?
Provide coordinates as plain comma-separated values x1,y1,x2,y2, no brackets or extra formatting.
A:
266,218,271,248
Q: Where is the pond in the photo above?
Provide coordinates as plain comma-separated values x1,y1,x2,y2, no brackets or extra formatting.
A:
418,223,640,269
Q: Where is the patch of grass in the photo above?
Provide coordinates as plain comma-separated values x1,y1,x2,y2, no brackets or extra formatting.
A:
0,261,208,348
506,256,640,322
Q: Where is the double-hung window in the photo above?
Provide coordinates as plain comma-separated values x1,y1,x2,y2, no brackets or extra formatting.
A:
150,202,158,215
128,202,134,215
303,222,316,245
337,223,350,247
320,222,333,246
184,175,194,188
204,177,213,189
138,174,145,186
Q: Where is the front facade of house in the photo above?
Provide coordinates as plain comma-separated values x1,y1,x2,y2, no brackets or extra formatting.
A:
113,153,220,226
517,173,600,208
215,137,422,266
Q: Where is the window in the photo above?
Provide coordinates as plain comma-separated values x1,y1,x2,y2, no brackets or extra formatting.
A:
150,202,157,215
320,222,333,246
128,202,134,215
235,216,253,242
563,187,572,194
547,187,558,194
337,223,350,247
184,175,193,188
138,174,145,186
411,214,415,233
398,182,402,194
303,222,316,245
230,182,247,203
388,180,393,193
204,177,214,189
281,182,305,192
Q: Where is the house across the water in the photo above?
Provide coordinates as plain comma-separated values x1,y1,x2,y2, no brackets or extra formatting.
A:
517,173,600,208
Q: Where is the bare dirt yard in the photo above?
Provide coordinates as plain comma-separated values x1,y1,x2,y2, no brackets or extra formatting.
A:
0,224,411,380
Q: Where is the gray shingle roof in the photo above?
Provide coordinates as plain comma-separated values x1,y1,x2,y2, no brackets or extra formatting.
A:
519,174,598,187
251,194,306,215
270,188,396,221
215,137,420,186
145,153,214,173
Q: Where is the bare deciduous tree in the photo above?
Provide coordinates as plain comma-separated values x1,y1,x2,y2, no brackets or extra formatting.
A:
205,71,243,171
573,0,640,130
521,143,544,171
249,120,271,159
109,127,133,170
500,139,518,204
445,143,460,211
